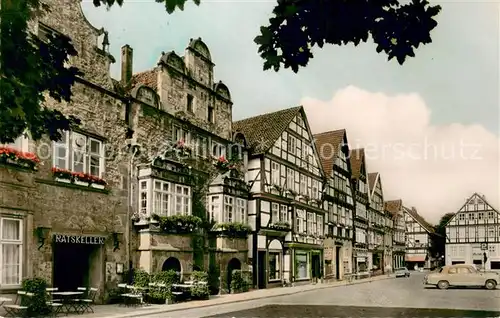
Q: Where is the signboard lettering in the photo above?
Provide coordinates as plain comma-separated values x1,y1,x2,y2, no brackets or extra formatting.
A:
54,234,105,245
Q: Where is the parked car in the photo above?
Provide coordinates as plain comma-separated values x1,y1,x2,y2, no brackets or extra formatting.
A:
423,264,499,290
394,267,410,278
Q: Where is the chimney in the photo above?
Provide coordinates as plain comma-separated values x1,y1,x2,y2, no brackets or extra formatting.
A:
121,44,133,86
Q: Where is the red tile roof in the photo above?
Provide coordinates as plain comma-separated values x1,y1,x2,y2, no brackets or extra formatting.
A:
313,129,346,176
385,199,402,217
233,106,302,154
350,148,365,179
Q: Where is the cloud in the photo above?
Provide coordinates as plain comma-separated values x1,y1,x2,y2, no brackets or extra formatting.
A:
303,86,500,224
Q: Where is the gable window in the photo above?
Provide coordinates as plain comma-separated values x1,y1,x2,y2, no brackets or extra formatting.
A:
288,136,296,155
236,198,247,223
224,196,234,222
53,131,104,178
207,106,214,123
271,162,280,185
186,94,194,112
0,218,23,286
488,212,494,219
150,180,191,217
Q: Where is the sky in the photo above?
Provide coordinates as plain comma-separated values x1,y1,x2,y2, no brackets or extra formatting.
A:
82,0,500,224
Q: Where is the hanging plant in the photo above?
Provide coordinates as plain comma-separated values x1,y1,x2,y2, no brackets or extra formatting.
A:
0,146,40,170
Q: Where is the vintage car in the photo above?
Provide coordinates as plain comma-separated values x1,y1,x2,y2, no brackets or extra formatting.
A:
394,267,410,278
424,264,499,290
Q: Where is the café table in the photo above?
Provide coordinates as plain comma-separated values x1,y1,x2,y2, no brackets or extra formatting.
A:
51,291,84,314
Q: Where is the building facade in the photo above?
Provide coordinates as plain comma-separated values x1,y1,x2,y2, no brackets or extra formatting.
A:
445,193,500,270
350,149,370,272
403,206,434,269
0,0,129,299
314,130,354,280
385,200,406,269
234,107,326,288
367,172,386,274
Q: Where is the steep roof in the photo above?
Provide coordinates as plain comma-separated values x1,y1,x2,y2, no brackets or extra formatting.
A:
385,199,402,217
445,192,499,227
233,106,302,154
404,206,435,233
313,129,346,176
350,148,365,179
368,172,378,192
130,69,157,90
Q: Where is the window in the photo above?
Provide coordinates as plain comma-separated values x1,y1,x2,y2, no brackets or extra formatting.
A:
458,213,465,221
296,209,305,233
173,126,191,144
208,106,214,123
280,205,288,222
38,22,61,43
211,142,226,157
299,175,306,195
457,267,471,274
186,94,194,112
139,181,148,215
224,196,234,222
236,198,246,223
488,227,495,238
288,136,296,155
307,212,315,235
269,252,281,280
151,180,191,217
295,251,309,279
209,196,220,222
312,180,319,200
271,203,279,222
53,131,104,178
271,162,280,185
317,215,323,236
488,212,495,219
1,218,22,286
286,168,294,190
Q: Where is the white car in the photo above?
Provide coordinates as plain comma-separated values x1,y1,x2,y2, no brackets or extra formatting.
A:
394,267,410,278
424,264,499,290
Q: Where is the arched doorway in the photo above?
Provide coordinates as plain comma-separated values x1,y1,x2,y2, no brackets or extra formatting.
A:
162,257,181,273
227,258,241,292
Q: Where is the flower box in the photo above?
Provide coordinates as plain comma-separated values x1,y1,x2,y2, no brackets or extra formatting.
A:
51,167,107,188
0,146,40,170
55,178,71,184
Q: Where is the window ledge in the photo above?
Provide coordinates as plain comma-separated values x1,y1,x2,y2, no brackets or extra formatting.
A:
35,178,109,194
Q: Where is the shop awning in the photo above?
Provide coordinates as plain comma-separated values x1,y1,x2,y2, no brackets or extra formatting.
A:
405,254,426,262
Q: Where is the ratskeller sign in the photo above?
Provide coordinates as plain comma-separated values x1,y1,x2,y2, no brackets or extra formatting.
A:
53,234,105,245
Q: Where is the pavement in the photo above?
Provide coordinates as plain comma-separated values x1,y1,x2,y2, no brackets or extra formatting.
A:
77,271,500,318
75,274,394,318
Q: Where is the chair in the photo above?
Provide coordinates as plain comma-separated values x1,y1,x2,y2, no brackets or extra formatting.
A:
45,287,63,317
3,291,32,317
75,287,98,314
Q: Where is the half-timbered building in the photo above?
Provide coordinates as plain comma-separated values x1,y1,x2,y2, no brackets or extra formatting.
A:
234,106,326,288
367,172,386,274
385,199,406,269
314,130,354,280
403,206,435,269
350,149,370,272
445,193,500,270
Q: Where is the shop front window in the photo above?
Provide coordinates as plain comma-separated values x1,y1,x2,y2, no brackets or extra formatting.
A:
269,252,281,280
295,251,309,280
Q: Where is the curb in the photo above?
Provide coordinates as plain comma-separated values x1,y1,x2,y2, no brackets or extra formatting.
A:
99,275,394,318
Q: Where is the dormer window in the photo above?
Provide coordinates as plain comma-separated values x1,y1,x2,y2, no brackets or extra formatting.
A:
187,94,194,113
208,106,214,123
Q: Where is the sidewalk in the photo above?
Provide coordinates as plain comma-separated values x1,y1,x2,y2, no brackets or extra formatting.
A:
78,274,395,318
